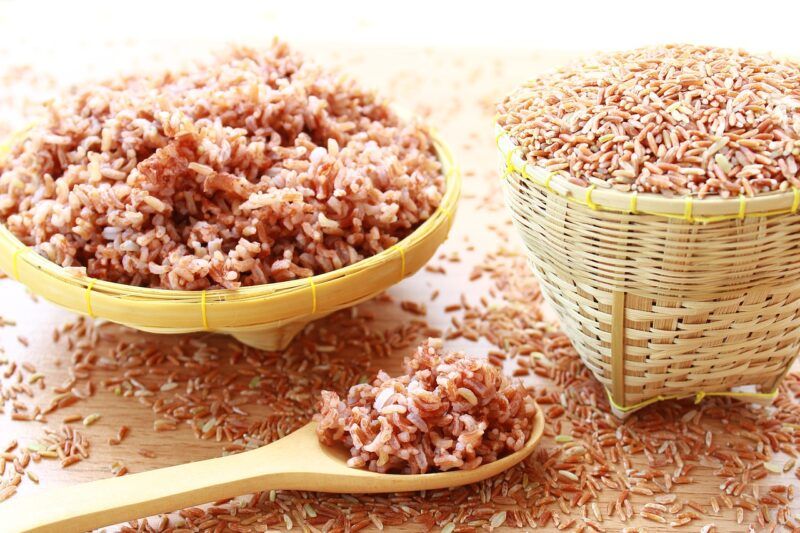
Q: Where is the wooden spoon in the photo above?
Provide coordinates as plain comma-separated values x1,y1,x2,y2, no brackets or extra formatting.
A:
1,404,544,532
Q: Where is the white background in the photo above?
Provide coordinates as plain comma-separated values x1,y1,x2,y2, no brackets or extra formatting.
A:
1,0,800,55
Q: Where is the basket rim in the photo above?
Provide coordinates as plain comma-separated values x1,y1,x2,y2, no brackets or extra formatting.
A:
496,124,800,222
0,129,460,304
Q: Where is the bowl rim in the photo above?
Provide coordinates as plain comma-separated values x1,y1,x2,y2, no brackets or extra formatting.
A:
496,124,800,223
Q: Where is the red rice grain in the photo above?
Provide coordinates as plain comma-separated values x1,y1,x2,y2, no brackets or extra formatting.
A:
316,339,536,474
0,43,445,289
498,44,800,198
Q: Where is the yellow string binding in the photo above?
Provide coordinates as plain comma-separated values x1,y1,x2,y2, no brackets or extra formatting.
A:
793,186,800,214
738,194,746,219
309,278,317,314
629,191,638,214
85,280,96,318
693,389,779,404
386,243,407,281
494,127,506,149
11,247,25,281
585,185,598,210
683,196,694,222
398,245,406,280
504,146,517,172
200,290,209,330
606,386,779,414
544,172,556,192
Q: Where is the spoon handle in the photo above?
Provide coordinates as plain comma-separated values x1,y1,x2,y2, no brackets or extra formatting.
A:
0,429,308,533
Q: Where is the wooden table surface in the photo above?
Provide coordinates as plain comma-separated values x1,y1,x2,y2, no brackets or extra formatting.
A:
0,35,798,533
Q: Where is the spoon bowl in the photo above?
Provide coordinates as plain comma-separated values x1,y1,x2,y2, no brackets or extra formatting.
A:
0,403,544,532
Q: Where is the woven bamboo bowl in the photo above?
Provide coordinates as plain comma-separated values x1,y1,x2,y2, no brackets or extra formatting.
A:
0,132,459,351
497,125,800,414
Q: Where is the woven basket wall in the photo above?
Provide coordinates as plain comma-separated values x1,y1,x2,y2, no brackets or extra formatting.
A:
499,139,800,412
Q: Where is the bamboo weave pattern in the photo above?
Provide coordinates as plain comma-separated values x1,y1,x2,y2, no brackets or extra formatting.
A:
499,130,800,412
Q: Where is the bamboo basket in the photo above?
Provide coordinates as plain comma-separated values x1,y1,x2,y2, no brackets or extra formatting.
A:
0,133,459,351
497,125,800,414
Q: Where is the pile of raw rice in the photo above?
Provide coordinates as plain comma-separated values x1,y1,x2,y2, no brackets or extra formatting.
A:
0,43,445,289
497,44,800,197
316,338,536,473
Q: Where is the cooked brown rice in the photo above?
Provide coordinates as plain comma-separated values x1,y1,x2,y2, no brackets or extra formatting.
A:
316,338,537,474
0,43,444,289
497,44,800,198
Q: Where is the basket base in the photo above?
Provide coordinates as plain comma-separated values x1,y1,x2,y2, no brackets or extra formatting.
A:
606,385,780,418
124,312,333,351
230,317,320,351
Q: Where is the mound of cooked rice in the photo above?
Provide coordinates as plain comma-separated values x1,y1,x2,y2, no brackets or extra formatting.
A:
316,338,537,474
0,42,444,289
497,44,800,198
